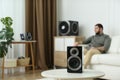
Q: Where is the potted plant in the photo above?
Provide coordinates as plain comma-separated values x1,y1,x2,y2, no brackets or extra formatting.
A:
0,17,14,58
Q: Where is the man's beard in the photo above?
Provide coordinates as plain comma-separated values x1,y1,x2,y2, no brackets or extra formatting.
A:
96,31,100,35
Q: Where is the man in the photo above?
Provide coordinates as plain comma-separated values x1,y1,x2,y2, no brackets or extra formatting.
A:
74,23,111,69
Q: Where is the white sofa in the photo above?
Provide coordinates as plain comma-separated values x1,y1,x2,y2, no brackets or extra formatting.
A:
90,36,120,80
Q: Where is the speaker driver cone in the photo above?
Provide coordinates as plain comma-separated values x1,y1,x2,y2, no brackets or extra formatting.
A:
71,22,79,34
70,48,79,56
59,21,70,35
68,56,82,71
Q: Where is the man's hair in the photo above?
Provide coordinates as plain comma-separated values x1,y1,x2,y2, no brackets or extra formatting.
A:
95,23,103,30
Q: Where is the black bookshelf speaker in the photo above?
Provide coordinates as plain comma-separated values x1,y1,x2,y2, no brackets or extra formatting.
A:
20,34,25,40
59,20,79,36
67,46,83,73
26,32,32,41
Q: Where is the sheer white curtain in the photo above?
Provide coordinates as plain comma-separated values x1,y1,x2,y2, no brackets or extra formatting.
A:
0,0,25,73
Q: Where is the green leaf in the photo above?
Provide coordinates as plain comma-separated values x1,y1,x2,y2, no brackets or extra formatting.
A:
0,16,14,57
0,34,5,39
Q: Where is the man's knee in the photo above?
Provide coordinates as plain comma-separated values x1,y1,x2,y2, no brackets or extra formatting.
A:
84,48,88,55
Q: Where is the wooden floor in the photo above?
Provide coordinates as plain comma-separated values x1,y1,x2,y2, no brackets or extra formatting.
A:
0,70,43,80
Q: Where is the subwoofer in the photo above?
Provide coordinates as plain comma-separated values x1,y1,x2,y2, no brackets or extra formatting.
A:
59,20,79,36
67,46,83,73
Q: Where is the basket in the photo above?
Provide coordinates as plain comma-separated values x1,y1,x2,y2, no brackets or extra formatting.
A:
4,59,17,67
17,57,30,66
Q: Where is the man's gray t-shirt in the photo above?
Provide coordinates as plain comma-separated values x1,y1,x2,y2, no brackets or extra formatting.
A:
82,33,111,53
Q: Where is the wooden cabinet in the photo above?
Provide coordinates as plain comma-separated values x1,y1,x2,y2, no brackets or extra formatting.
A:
54,36,84,67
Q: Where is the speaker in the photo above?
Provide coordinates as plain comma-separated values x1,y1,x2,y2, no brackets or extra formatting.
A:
26,32,32,41
20,34,25,40
59,20,79,36
67,46,83,73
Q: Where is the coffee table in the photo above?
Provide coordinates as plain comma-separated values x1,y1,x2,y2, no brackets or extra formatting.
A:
41,69,104,80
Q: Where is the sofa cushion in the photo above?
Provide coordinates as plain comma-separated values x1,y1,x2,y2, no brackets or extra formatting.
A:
91,54,120,66
91,54,100,64
108,36,120,53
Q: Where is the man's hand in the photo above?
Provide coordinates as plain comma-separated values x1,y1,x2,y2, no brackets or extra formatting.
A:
96,46,105,52
74,42,79,46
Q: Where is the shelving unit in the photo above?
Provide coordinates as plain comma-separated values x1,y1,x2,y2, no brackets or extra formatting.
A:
0,40,36,79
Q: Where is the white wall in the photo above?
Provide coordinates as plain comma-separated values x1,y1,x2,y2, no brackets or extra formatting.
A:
57,0,120,38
